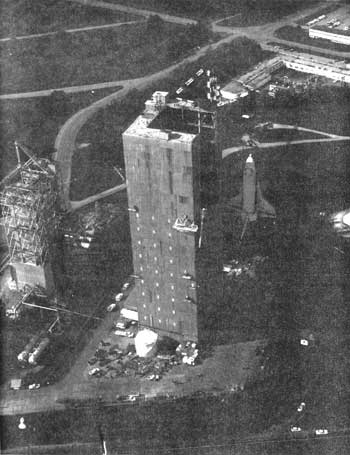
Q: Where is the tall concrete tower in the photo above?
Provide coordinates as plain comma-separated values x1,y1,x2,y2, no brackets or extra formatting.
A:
123,91,218,342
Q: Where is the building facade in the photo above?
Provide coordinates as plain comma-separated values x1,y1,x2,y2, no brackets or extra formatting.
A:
309,27,350,46
123,92,219,341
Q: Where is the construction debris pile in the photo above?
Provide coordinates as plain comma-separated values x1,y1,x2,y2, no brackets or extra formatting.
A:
223,255,267,279
88,337,199,380
176,341,199,366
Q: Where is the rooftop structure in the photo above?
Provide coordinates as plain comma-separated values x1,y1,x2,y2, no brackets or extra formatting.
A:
223,54,350,101
282,52,350,84
0,143,57,293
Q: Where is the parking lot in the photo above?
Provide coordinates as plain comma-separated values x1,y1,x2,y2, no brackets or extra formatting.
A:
306,5,350,32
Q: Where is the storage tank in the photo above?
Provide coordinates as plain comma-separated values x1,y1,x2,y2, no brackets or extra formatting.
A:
28,337,50,365
17,334,40,362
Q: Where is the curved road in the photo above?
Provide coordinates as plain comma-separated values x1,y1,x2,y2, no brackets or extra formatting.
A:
3,2,349,101
222,136,350,159
212,2,350,59
54,32,240,211
0,19,143,43
256,123,348,138
55,1,350,211
72,0,197,25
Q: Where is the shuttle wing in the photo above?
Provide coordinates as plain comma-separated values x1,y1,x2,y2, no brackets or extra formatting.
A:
256,183,276,218
230,191,243,210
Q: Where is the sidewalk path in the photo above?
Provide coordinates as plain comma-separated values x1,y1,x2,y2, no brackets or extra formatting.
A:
71,0,197,25
0,20,143,43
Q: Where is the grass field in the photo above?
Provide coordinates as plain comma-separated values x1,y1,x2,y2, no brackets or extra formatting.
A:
0,20,212,93
0,87,121,181
105,0,315,22
72,38,265,201
0,0,139,38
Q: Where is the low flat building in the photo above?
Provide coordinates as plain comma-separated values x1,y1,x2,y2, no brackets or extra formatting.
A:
282,53,350,84
309,26,350,46
224,53,350,98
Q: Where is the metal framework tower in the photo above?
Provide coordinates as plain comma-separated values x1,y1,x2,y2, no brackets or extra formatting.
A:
0,142,57,292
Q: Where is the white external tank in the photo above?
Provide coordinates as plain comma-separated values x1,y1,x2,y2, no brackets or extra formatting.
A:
28,338,50,365
135,329,158,358
17,335,40,362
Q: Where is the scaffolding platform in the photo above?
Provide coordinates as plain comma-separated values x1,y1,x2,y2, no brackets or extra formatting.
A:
0,143,58,292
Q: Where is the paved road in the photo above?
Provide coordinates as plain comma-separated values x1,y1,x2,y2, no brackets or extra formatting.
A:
223,136,350,159
69,182,127,211
72,0,197,25
3,433,350,455
212,2,350,59
53,32,239,211
264,123,346,138
0,81,125,100
0,20,143,43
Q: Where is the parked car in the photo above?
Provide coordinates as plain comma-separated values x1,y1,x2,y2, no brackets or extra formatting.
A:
28,383,40,390
122,282,131,291
114,317,132,330
315,429,328,435
107,302,118,312
88,367,101,376
115,293,124,302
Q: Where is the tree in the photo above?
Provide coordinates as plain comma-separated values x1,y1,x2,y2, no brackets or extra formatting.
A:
146,15,164,36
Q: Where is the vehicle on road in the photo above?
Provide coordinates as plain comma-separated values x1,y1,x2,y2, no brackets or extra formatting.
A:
315,429,328,435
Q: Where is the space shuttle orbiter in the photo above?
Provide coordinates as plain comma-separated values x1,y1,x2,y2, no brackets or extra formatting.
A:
231,154,276,238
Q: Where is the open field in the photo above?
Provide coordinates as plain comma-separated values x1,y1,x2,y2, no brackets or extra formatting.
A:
0,0,139,38
105,0,316,22
0,20,212,94
275,25,350,53
0,87,121,180
72,38,265,200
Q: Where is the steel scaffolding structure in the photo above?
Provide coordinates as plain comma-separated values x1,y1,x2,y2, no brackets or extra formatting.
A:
0,142,57,267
